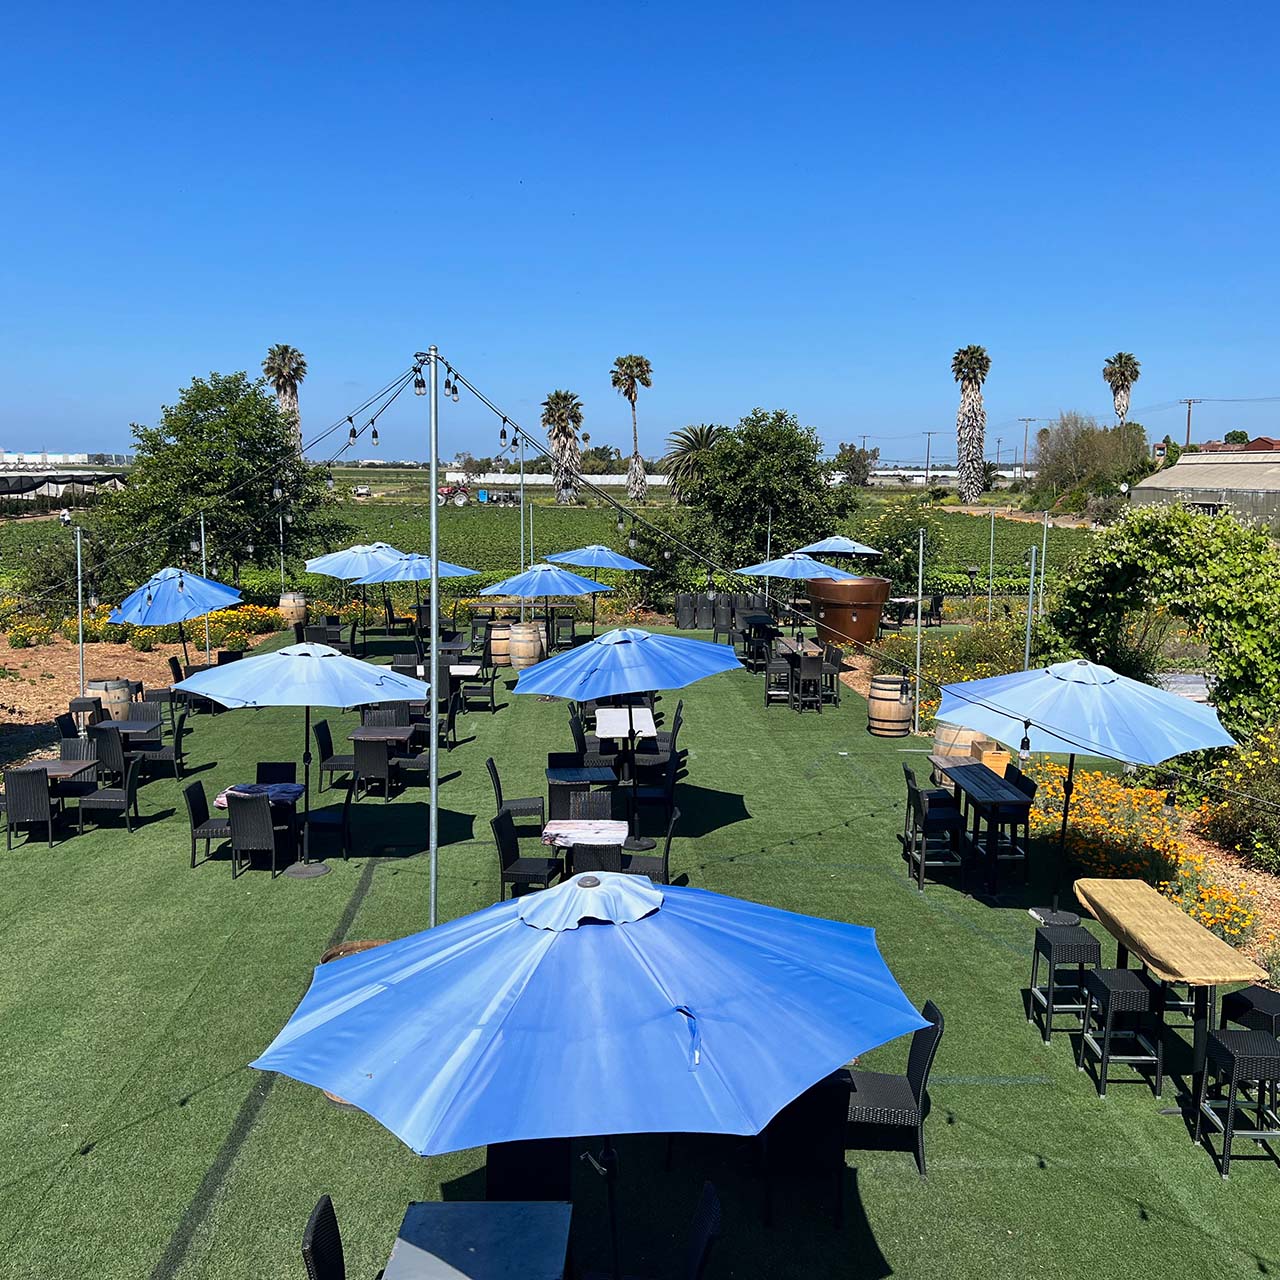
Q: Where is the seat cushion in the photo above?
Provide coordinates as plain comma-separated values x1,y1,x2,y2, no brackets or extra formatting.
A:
843,1069,919,1125
506,857,560,881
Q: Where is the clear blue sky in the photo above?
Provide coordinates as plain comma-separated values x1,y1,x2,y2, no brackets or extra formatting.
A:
2,2,1277,465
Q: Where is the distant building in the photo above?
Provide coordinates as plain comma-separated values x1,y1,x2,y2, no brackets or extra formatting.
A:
1198,436,1280,453
1131,451,1280,524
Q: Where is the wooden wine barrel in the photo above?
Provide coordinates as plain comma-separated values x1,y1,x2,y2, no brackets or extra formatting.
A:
932,721,984,783
488,621,512,666
866,673,914,737
87,677,132,721
278,591,307,627
509,622,545,669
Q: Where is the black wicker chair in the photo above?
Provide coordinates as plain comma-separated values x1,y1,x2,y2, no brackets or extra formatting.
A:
54,711,79,741
711,597,734,645
821,643,843,707
568,789,613,821
900,765,963,892
77,758,142,835
623,806,679,883
303,781,354,863
486,756,544,830
141,686,178,738
87,723,131,787
53,736,100,801
491,810,561,899
553,612,576,651
300,1193,346,1280
629,752,681,830
841,999,944,1176
228,790,280,878
572,842,623,874
789,652,824,713
363,704,409,727
256,761,297,785
4,767,63,848
314,719,354,792
354,738,396,802
460,665,498,714
184,779,229,868
134,710,189,780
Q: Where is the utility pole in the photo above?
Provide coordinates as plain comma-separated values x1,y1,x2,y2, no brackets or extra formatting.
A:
995,437,1003,472
1017,418,1041,485
1180,398,1203,448
923,431,939,488
860,434,868,453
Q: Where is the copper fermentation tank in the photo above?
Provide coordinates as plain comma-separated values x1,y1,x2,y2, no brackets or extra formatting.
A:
806,576,891,645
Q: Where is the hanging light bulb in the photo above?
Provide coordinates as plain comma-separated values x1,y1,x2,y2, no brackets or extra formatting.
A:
371,424,380,446
190,537,200,554
347,416,357,445
663,549,671,560
413,370,426,396
511,429,519,448
285,513,294,525
272,485,282,502
499,419,508,447
89,592,98,609
145,589,153,607
325,470,334,491
616,515,625,533
247,542,255,557
177,574,185,593
451,384,460,403
443,372,453,396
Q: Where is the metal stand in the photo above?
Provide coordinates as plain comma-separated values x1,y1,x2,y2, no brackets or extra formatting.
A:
284,705,331,878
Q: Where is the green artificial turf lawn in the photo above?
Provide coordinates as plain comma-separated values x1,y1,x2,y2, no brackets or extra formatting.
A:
0,630,1274,1280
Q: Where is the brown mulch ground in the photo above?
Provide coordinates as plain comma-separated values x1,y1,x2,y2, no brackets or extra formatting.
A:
0,633,271,765
1184,829,1280,957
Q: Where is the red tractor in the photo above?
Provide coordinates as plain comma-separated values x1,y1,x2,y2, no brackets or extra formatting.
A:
436,483,469,507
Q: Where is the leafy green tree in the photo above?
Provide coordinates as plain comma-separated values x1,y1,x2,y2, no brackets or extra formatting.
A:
1031,412,1151,506
1162,434,1182,467
952,345,991,502
91,371,347,589
580,442,624,475
262,344,308,442
1053,503,1280,731
664,424,726,502
610,354,653,502
1102,351,1141,425
541,390,584,503
832,442,879,488
1224,429,1250,445
682,408,854,567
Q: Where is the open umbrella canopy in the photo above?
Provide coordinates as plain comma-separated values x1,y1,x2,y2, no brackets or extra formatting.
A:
479,562,612,598
109,567,242,627
734,553,860,581
936,659,1236,765
304,542,405,580
251,871,926,1153
545,545,651,573
514,627,740,701
174,642,431,708
794,535,882,557
352,554,478,585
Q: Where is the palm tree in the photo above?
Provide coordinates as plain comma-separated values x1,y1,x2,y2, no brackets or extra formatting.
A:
951,345,991,503
541,389,584,504
262,344,308,443
663,424,725,502
1102,352,1141,425
610,354,653,502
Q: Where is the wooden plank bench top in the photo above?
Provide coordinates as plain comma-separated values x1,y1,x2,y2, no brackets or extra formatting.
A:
1074,877,1265,987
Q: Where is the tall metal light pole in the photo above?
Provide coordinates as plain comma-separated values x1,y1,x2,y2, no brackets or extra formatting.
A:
1024,545,1037,669
913,528,925,734
1038,510,1049,618
200,512,211,664
75,525,84,697
987,509,995,621
417,348,442,928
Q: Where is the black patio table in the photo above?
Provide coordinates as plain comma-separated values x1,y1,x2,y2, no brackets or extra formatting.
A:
382,1201,571,1280
546,763,617,820
929,754,1033,894
349,725,416,746
107,720,163,738
15,760,96,782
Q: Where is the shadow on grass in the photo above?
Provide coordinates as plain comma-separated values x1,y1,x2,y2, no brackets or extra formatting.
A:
664,784,750,838
349,803,476,857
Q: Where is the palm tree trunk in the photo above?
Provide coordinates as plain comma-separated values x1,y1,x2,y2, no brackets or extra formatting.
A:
956,382,986,503
1114,386,1130,425
627,400,646,502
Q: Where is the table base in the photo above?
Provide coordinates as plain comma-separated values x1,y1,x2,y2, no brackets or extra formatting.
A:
283,861,331,879
624,835,656,852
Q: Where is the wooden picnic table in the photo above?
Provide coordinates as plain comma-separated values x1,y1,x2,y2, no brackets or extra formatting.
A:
1075,877,1266,1076
929,754,1032,895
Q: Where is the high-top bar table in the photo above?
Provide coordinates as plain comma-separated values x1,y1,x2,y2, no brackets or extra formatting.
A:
928,754,1033,894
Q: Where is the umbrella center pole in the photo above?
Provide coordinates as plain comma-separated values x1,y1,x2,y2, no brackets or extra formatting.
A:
581,1137,623,1280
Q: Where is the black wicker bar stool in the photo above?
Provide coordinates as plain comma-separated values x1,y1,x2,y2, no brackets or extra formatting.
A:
1221,985,1280,1038
1077,967,1165,1098
1193,1029,1280,1177
1028,925,1101,1045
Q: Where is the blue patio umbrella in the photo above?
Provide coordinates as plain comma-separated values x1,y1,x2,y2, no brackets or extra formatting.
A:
352,553,478,611
177,643,431,870
305,542,406,636
734,553,861,580
110,567,242,664
251,871,927,1271
937,659,1236,849
516,627,740,849
794,535,882,557
481,562,612,652
545,545,651,635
